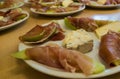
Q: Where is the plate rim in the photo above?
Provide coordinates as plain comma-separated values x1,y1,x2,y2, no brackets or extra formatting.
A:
24,59,120,78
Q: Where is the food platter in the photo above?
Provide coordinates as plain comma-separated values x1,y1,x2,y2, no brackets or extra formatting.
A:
87,4,120,8
85,0,120,9
24,0,56,5
0,2,24,11
30,4,85,16
0,11,29,31
18,19,120,78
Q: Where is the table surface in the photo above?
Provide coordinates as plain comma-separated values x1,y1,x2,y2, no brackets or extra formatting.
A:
1,5,120,79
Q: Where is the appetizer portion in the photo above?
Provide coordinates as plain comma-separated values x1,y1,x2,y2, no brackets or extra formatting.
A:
0,0,24,9
99,31,120,66
84,0,120,6
64,16,113,32
13,45,105,75
29,0,56,3
19,22,65,44
30,0,84,14
0,8,27,27
95,21,120,38
62,29,93,53
39,0,56,2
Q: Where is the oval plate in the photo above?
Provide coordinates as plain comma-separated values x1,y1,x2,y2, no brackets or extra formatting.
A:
30,4,85,16
19,19,120,78
0,11,29,31
86,4,120,8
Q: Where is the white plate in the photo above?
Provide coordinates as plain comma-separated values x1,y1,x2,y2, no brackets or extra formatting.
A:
18,20,120,78
0,11,29,31
87,4,120,8
91,13,120,21
0,2,24,11
30,4,85,16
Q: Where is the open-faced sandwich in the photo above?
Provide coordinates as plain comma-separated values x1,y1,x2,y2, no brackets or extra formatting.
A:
62,29,93,53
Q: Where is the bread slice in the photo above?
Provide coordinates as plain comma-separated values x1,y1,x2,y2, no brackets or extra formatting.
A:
63,29,93,53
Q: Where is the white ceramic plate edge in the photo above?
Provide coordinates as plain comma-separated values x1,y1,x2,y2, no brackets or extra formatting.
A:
24,60,120,78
